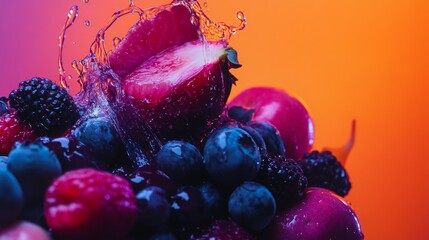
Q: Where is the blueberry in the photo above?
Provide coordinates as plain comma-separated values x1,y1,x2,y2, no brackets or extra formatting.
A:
7,142,62,209
156,141,204,183
0,169,24,227
248,121,285,156
75,117,123,162
0,97,8,116
228,181,276,231
136,186,170,227
171,186,210,228
198,181,228,217
203,127,261,187
241,125,268,156
228,106,255,123
0,156,8,169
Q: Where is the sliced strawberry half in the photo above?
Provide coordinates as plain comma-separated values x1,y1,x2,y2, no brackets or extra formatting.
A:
109,4,199,78
123,40,239,141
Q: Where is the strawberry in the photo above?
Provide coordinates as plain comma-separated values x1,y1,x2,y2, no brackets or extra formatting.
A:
122,40,238,140
109,3,240,141
0,111,37,155
109,4,199,78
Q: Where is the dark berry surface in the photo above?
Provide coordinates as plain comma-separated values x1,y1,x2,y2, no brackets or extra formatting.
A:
7,142,61,208
203,126,261,187
228,181,276,231
0,97,8,116
248,121,285,156
75,117,124,162
190,218,256,240
170,186,210,228
256,156,307,206
8,77,79,135
156,141,204,183
0,169,24,227
136,186,170,227
300,150,351,197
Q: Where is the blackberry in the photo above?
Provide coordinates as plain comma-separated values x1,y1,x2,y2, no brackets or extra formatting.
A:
299,150,351,197
9,77,79,135
256,155,307,206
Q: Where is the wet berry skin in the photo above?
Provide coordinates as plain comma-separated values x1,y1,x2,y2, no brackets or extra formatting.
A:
0,97,8,116
75,117,124,163
0,156,8,169
0,169,24,227
44,168,137,240
248,121,285,156
156,140,204,184
241,124,268,156
0,112,37,155
228,181,276,231
7,142,61,209
36,136,106,171
136,186,170,227
116,164,178,196
198,181,228,218
300,151,351,197
170,186,210,228
203,126,261,187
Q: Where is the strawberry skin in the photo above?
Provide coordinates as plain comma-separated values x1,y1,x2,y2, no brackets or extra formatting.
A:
109,4,199,78
123,40,235,141
0,111,37,155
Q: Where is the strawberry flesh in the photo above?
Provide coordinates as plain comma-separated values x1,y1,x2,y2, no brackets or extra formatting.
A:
123,40,232,140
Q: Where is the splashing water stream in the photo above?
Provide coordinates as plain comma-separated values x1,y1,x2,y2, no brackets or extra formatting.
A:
57,0,246,165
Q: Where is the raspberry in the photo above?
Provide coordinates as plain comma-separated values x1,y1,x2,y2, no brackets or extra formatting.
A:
0,111,37,155
256,156,307,206
299,150,351,197
44,168,137,240
9,77,79,135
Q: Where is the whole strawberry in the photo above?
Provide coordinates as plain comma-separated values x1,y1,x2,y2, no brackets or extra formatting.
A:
44,168,137,240
0,111,37,155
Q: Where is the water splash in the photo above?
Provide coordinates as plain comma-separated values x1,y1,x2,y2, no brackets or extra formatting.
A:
58,5,78,90
57,0,246,164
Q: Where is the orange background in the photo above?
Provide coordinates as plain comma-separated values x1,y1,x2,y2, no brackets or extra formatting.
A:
1,0,429,239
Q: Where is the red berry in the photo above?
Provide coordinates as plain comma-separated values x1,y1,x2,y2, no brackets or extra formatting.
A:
109,4,199,79
44,168,137,240
0,111,37,155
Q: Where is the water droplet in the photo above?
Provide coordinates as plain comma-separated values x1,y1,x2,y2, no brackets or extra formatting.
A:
84,20,91,26
72,41,76,45
83,0,89,3
203,2,209,9
112,37,121,48
67,75,73,80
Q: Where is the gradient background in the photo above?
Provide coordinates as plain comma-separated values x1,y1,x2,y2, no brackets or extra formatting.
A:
1,0,428,239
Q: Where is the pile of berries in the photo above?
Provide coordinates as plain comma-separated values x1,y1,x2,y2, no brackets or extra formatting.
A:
0,1,362,239
0,78,356,239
